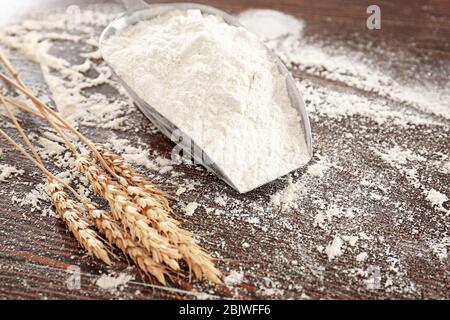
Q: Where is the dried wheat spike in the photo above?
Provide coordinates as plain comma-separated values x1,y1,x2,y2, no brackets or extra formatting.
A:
179,243,222,284
135,193,222,283
130,193,222,283
95,145,221,282
95,144,169,210
76,155,181,271
84,202,167,284
48,181,112,265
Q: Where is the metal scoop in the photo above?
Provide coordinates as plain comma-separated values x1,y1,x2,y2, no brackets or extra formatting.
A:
99,0,313,193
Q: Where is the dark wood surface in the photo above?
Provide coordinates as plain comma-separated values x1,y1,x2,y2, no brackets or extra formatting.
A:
0,0,449,299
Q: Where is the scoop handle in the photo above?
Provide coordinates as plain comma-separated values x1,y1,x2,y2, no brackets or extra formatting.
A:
122,0,148,12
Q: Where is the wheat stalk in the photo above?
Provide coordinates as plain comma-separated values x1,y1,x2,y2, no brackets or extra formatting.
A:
0,130,113,267
95,144,221,283
48,181,113,265
0,63,179,275
0,98,113,266
140,197,222,283
0,106,168,283
0,101,169,283
0,70,125,183
2,96,67,128
84,201,167,284
95,143,169,209
76,154,182,271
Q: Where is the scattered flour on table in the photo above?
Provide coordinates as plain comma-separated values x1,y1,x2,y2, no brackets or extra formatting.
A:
0,164,24,182
374,145,449,214
376,146,426,166
269,175,306,210
95,272,134,292
342,235,359,247
324,236,344,260
0,10,132,130
441,161,450,174
184,202,199,216
36,136,66,159
246,216,260,224
428,237,449,262
425,189,449,214
270,156,333,211
313,207,356,230
214,195,228,207
307,159,332,177
176,186,187,196
323,235,361,261
224,270,244,286
356,252,369,262
238,9,304,41
239,9,449,125
108,137,160,171
10,183,51,214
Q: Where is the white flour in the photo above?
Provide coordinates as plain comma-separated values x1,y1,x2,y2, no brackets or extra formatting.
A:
425,189,449,214
102,9,309,193
324,236,344,260
95,271,134,292
0,164,24,182
184,201,199,216
356,252,368,262
238,9,304,41
224,270,244,286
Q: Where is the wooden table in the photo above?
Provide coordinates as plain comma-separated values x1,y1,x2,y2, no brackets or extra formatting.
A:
0,0,449,299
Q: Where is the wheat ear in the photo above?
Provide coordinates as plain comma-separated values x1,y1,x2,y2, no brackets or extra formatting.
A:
0,100,113,266
0,124,111,265
76,155,182,271
95,145,221,283
95,144,169,209
0,59,178,274
48,181,112,265
0,100,167,283
139,196,222,283
84,201,167,284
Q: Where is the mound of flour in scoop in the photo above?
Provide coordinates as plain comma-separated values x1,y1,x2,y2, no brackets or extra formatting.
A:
102,9,310,192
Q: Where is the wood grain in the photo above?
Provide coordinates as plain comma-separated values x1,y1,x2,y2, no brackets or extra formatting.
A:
0,0,449,299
